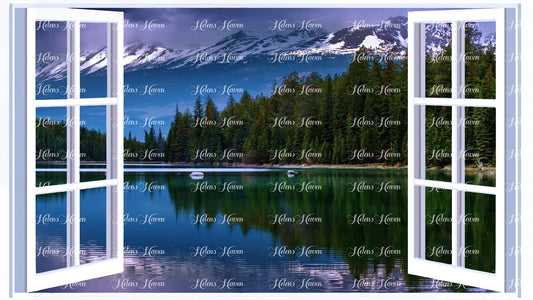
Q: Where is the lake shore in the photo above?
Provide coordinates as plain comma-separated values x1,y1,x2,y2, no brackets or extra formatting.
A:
37,160,496,173
129,162,496,173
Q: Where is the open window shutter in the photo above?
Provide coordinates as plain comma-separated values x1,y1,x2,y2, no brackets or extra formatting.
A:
407,8,518,292
24,8,124,292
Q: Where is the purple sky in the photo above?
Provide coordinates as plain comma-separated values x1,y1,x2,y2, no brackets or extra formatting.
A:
117,8,414,49
36,8,495,54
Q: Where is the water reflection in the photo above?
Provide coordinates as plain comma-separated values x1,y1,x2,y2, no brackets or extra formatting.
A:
37,168,494,293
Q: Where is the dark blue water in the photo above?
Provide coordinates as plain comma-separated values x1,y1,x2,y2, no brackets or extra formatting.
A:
35,167,494,292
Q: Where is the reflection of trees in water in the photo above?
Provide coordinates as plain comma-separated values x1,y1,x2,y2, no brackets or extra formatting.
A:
424,185,496,274
35,170,494,291
160,169,494,290
161,170,414,282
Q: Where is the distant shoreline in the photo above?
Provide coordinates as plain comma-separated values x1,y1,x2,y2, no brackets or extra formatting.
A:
37,161,496,172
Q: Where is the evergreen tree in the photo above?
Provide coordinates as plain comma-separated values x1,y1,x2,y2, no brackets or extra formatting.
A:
38,23,497,168
199,96,221,162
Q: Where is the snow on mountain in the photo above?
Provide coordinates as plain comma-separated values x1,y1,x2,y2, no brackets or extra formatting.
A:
424,23,452,58
37,16,482,81
309,15,408,55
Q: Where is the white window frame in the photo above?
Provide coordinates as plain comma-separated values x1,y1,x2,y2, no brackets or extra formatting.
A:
18,8,124,292
408,8,518,292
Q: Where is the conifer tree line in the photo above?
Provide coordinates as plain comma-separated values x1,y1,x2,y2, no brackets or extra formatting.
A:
425,24,496,167
36,121,164,162
164,54,408,165
37,24,496,168
36,121,107,162
164,24,496,167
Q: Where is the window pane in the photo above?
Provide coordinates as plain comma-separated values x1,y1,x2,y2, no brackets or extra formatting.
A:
425,23,452,98
464,22,496,100
35,21,67,100
425,187,452,264
80,23,108,99
464,192,495,273
36,107,67,186
425,106,451,181
80,106,107,182
79,187,107,264
464,107,496,187
36,192,67,273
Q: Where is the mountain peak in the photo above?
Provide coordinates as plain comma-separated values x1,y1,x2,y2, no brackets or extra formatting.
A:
386,16,407,25
285,27,327,38
37,18,416,80
232,29,256,37
223,29,258,41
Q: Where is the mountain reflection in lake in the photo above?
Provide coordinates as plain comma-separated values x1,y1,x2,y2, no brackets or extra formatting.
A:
36,167,494,292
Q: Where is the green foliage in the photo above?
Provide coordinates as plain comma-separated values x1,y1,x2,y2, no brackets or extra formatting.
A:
164,56,408,165
37,23,496,167
36,121,107,162
426,24,496,167
162,25,495,167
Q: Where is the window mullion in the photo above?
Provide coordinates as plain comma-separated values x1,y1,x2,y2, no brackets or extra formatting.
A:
106,22,123,260
413,97,497,107
414,179,497,195
411,21,426,260
66,20,81,267
451,20,466,268
34,97,119,107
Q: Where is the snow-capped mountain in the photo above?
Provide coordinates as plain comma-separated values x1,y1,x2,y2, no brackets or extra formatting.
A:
425,23,452,58
317,16,408,55
37,16,493,81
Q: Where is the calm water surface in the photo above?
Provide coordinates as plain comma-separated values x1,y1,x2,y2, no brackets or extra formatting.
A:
35,166,495,292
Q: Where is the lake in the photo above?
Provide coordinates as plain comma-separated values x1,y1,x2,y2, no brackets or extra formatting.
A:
35,166,495,292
